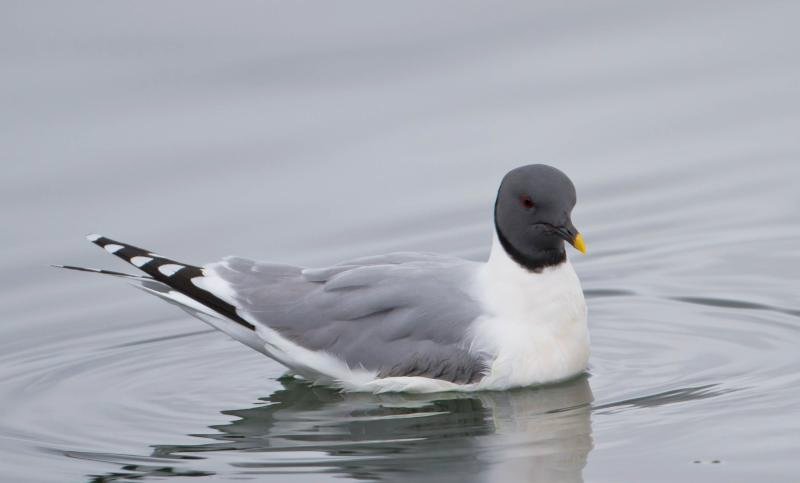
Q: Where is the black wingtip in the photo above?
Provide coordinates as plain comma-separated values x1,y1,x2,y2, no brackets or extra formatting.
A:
78,234,255,331
50,264,79,271
52,264,144,278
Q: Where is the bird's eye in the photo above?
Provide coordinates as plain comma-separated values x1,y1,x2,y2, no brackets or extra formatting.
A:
519,195,535,209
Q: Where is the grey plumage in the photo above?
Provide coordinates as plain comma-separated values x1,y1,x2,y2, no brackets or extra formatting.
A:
210,253,488,384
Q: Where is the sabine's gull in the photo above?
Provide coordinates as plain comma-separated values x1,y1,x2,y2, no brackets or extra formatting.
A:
57,164,589,393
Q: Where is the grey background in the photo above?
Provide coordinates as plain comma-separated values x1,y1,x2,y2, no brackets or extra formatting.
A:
1,1,799,482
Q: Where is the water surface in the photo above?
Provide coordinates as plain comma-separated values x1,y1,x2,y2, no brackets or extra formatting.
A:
1,1,799,482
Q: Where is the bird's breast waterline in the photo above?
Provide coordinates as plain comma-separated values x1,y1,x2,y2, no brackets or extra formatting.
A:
469,236,589,389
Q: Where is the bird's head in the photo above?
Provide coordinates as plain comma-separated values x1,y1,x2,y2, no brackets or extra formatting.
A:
494,164,586,272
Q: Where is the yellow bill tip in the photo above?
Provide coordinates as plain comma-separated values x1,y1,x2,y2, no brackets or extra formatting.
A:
572,233,587,254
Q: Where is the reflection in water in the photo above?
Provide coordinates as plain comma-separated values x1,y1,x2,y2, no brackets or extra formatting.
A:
593,384,732,413
81,377,594,482
62,373,741,482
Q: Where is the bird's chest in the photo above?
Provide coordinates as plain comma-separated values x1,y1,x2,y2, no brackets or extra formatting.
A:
471,260,589,390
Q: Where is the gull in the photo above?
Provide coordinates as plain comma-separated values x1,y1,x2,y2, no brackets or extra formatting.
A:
57,164,588,393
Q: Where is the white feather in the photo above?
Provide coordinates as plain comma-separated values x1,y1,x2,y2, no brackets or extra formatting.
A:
192,267,238,303
104,244,124,253
469,234,589,390
130,256,153,267
158,264,185,276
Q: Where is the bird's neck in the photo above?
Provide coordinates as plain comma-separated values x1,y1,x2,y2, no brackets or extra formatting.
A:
487,232,565,279
480,233,584,330
493,225,566,273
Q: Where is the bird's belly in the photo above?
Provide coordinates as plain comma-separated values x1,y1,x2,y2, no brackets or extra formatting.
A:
473,312,590,390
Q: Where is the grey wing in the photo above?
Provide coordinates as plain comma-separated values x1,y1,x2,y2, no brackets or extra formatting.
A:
209,253,487,384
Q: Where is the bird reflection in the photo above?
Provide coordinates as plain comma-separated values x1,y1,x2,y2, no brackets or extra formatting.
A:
87,376,594,482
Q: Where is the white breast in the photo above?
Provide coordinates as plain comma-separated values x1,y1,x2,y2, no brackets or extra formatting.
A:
470,235,589,390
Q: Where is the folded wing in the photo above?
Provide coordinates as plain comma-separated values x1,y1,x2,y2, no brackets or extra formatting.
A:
207,253,488,384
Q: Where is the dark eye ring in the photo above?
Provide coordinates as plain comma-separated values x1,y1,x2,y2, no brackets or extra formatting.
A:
520,195,535,209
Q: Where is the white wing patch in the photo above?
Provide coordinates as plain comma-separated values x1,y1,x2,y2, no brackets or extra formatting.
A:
158,263,185,276
104,244,124,254
192,264,239,305
130,256,153,267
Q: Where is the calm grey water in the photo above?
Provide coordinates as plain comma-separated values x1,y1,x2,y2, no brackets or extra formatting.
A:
2,1,799,482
